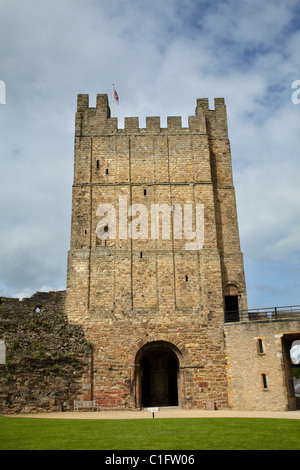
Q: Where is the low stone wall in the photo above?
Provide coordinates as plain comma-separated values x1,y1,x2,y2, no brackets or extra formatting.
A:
0,291,90,414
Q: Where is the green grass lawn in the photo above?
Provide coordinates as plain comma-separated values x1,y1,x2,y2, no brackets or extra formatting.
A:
0,415,299,450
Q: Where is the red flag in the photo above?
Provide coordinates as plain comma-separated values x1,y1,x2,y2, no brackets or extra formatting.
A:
114,87,119,105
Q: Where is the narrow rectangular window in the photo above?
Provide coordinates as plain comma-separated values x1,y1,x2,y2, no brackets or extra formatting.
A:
185,275,188,282
258,339,264,354
262,373,268,389
140,252,143,258
144,189,147,196
96,160,99,168
106,168,109,174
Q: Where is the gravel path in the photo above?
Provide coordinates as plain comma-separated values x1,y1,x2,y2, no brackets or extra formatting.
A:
8,408,300,420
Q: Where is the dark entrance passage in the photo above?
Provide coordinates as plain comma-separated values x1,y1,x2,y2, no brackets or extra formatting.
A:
224,295,239,321
139,345,179,407
224,284,240,322
282,333,300,410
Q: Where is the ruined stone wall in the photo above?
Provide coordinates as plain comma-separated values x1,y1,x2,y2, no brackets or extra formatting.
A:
0,291,90,414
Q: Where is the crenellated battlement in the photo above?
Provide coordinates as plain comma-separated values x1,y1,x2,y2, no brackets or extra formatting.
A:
75,94,228,138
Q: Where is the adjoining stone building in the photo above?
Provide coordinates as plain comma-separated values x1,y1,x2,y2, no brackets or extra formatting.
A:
224,316,300,411
0,94,299,413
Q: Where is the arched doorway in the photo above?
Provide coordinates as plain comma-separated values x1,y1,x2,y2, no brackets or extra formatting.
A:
135,341,181,408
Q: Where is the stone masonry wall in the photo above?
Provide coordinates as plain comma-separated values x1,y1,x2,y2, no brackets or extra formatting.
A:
0,291,90,414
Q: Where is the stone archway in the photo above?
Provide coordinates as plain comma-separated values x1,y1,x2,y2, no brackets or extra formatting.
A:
134,341,182,408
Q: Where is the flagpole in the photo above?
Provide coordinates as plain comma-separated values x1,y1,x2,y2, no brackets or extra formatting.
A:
112,84,114,117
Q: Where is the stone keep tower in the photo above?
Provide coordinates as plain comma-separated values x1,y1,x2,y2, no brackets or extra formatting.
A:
65,94,247,409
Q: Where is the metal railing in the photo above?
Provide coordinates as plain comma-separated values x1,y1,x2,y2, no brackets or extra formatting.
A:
224,305,300,323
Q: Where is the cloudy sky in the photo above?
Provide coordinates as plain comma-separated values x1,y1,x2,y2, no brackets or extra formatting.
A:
0,0,300,310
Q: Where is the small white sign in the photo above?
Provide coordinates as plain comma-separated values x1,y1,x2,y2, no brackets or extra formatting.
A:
0,341,6,364
148,407,159,413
